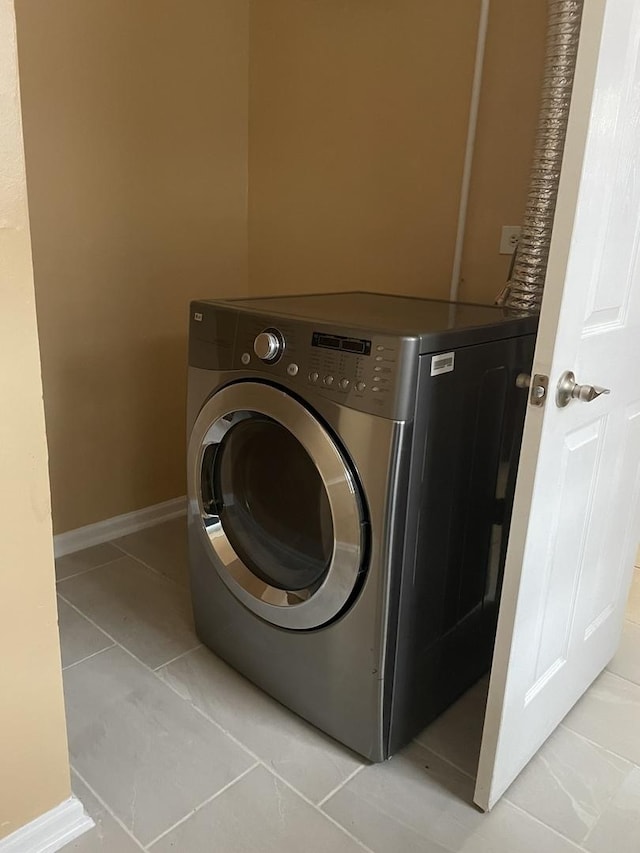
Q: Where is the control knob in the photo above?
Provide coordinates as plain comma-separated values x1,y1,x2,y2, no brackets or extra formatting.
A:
254,329,284,363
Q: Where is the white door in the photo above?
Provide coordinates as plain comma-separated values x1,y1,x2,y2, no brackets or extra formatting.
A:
475,0,640,811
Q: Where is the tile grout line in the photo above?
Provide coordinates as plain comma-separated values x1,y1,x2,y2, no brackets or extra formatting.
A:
316,763,366,808
558,723,640,771
57,546,199,662
504,738,631,852
418,729,626,851
153,668,376,851
145,762,260,849
506,801,588,852
62,643,116,672
153,693,377,853
602,667,640,691
505,753,630,850
58,593,373,852
412,740,476,782
55,555,124,585
60,608,259,848
110,541,188,590
70,763,147,852
56,594,198,685
152,643,203,672
254,765,376,853
176,696,376,851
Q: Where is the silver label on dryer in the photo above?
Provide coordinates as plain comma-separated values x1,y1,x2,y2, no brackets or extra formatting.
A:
431,351,455,376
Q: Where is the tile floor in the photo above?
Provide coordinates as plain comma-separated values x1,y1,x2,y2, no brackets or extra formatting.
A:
55,520,640,853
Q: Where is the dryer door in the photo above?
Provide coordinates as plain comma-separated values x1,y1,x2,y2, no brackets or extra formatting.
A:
187,382,367,630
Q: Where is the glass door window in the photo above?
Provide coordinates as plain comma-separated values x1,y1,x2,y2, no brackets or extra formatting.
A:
208,416,334,591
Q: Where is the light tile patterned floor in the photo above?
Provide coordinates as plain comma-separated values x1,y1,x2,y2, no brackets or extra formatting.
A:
56,521,640,852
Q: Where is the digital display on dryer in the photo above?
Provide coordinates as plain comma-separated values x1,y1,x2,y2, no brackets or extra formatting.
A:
312,332,371,356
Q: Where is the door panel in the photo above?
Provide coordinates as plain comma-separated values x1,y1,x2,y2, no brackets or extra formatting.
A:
475,0,640,810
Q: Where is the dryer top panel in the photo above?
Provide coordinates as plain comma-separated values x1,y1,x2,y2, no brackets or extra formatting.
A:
202,292,538,354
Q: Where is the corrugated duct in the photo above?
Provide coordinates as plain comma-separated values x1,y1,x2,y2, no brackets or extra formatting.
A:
496,0,584,312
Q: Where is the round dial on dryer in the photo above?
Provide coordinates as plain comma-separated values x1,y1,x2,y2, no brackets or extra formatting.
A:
253,328,284,363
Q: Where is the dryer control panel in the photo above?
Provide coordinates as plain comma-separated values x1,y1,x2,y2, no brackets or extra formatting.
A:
189,302,420,421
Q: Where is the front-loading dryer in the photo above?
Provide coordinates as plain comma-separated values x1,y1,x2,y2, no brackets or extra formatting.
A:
186,292,537,761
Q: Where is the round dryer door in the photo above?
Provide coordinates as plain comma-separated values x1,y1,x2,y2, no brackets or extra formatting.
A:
187,382,367,630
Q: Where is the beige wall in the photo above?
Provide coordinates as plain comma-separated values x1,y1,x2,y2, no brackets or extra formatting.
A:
15,0,546,535
16,0,249,533
248,0,481,299
0,0,70,839
247,1,546,305
459,0,548,304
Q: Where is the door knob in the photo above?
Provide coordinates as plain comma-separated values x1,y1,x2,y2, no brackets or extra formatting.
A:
556,370,611,408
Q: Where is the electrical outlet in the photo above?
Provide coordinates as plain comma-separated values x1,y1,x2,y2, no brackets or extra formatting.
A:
500,225,521,255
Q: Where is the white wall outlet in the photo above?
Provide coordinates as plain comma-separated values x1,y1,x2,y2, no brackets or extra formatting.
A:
500,225,522,255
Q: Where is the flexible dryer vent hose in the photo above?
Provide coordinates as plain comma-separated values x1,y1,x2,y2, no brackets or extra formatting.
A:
497,0,584,312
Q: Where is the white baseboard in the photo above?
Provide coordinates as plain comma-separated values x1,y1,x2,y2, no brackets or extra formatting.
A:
0,796,94,853
54,496,187,558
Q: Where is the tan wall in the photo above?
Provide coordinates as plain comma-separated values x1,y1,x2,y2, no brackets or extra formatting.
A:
15,0,546,534
0,0,70,839
248,0,481,300
459,0,548,304
248,0,547,306
16,0,249,534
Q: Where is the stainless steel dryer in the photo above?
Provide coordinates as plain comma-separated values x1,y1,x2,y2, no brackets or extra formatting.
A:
186,292,537,761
